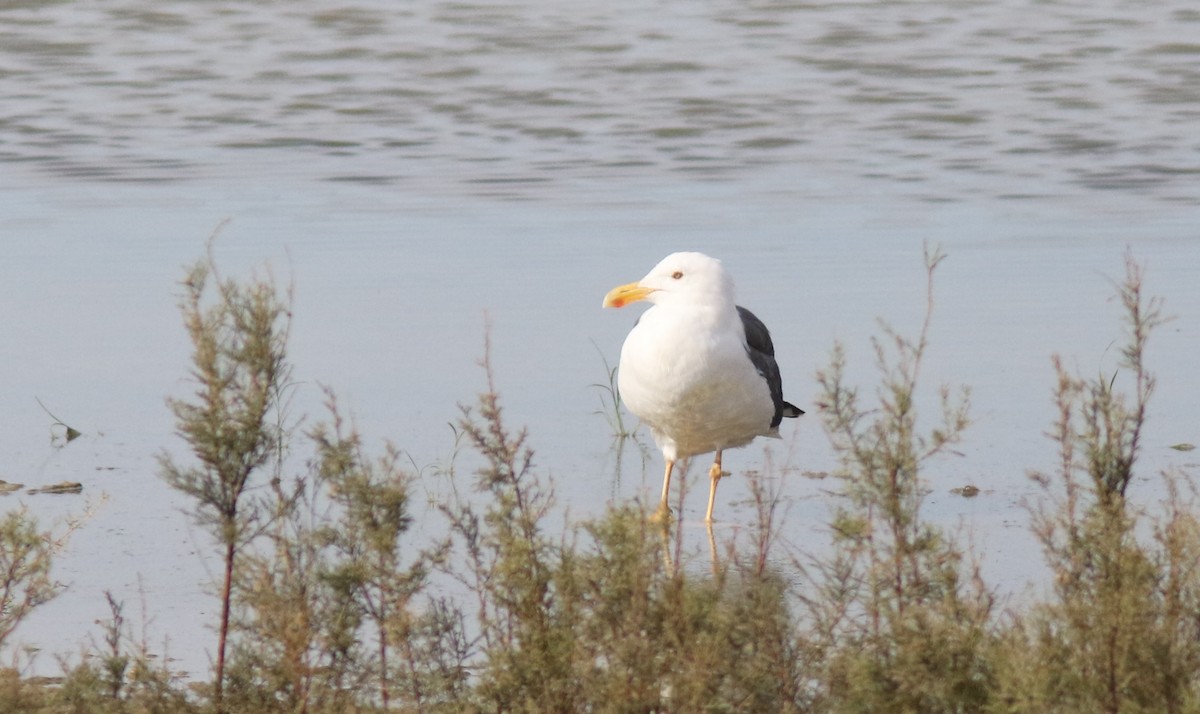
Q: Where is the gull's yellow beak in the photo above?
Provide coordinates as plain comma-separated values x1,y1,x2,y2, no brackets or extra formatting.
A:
603,282,655,308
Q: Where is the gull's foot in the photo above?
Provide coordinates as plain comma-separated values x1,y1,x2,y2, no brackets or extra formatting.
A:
648,503,674,527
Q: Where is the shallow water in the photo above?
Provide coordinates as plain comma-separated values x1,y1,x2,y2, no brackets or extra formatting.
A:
2,0,1199,677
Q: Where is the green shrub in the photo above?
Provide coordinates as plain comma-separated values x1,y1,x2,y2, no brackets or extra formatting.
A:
991,255,1200,713
9,247,1197,714
809,247,993,713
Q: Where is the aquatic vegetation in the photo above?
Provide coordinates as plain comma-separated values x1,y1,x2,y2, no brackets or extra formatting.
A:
588,340,633,440
992,255,1200,713
2,248,1197,714
0,509,59,653
157,248,294,714
809,245,992,712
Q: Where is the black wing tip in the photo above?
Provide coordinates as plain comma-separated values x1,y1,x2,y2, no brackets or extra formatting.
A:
782,401,804,418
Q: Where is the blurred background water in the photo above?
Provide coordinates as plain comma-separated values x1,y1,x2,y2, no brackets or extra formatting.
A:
2,0,1198,677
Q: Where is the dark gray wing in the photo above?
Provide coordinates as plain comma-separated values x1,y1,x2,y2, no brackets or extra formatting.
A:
737,306,804,428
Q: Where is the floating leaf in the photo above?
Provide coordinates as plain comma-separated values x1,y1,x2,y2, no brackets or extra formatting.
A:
1170,443,1196,452
951,485,980,497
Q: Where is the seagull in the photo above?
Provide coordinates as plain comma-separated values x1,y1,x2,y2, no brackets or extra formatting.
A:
602,252,803,524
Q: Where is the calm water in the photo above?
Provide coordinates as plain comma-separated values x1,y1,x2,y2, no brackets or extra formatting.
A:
2,0,1199,676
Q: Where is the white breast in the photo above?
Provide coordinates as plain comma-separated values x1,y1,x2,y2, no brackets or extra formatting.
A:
617,304,776,462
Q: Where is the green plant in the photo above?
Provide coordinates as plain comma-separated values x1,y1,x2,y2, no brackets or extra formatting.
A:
12,246,1200,713
221,468,341,714
439,334,573,712
431,334,816,713
0,508,60,654
50,590,194,714
589,341,633,439
311,392,449,711
158,250,293,713
993,254,1200,713
810,246,993,713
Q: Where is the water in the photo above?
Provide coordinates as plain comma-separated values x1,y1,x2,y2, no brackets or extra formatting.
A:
5,0,1200,196
2,0,1199,677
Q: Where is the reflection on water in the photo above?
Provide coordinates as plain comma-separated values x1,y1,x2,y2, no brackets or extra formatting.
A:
2,0,1199,200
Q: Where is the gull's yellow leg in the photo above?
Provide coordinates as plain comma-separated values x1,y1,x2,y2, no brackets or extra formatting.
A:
705,450,725,523
707,520,719,574
650,459,675,525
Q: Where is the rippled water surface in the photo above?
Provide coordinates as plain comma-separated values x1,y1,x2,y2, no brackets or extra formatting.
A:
4,0,1200,196
2,0,1199,677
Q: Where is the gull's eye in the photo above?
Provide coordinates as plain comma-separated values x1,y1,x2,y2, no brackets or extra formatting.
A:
671,271,684,280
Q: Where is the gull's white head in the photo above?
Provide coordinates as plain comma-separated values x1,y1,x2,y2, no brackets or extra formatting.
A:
603,252,735,310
